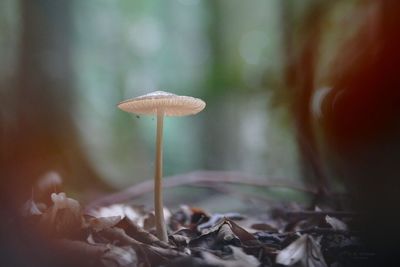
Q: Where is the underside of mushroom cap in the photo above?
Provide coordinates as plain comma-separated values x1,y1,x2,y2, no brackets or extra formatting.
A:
118,91,206,116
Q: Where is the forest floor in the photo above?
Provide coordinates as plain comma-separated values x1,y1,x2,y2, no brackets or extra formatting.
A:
17,172,375,267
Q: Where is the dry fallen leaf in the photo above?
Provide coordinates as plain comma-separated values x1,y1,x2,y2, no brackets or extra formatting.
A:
89,204,171,230
276,234,307,265
325,215,348,231
116,217,172,249
217,223,240,245
201,246,260,267
306,235,328,267
226,219,260,246
276,234,328,267
89,204,146,227
88,216,123,232
39,192,83,237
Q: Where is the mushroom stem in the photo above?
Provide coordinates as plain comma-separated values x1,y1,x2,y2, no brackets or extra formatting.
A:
154,111,168,242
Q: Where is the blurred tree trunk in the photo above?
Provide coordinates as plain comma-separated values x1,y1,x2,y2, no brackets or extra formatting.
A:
280,1,330,196
1,1,112,264
201,0,233,170
321,1,400,261
282,0,400,263
0,0,111,213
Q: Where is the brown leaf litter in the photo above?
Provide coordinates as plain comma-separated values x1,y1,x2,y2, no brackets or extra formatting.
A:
15,190,375,267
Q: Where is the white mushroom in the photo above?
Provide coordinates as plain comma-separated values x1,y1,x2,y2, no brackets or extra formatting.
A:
118,91,205,241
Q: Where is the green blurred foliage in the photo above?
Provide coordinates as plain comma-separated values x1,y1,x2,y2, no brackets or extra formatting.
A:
0,0,308,197
68,0,301,188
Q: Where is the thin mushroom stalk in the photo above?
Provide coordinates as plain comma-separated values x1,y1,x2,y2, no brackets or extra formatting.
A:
117,91,205,242
154,110,167,241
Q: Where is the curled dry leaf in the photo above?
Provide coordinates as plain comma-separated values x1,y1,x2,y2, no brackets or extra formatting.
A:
254,231,283,249
39,192,83,237
189,218,230,249
89,204,147,228
276,234,307,266
50,192,81,218
225,219,260,247
199,217,226,235
89,204,171,231
99,227,188,266
88,216,123,232
325,215,348,231
306,235,328,267
197,212,244,232
169,234,190,247
217,223,240,245
188,229,218,250
189,218,261,253
172,228,198,239
116,217,171,249
276,234,328,267
201,246,260,267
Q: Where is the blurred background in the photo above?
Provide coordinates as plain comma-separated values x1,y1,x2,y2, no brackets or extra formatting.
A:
1,0,400,222
1,0,303,207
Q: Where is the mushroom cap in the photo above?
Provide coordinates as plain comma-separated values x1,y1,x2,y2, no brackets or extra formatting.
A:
118,91,206,116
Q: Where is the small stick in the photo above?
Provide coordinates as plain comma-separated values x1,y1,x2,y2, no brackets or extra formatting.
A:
87,171,316,209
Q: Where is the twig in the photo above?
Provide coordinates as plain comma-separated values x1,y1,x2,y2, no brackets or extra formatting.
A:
187,182,276,205
86,170,316,210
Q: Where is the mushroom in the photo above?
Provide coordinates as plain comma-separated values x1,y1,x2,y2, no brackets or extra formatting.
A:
118,91,205,241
